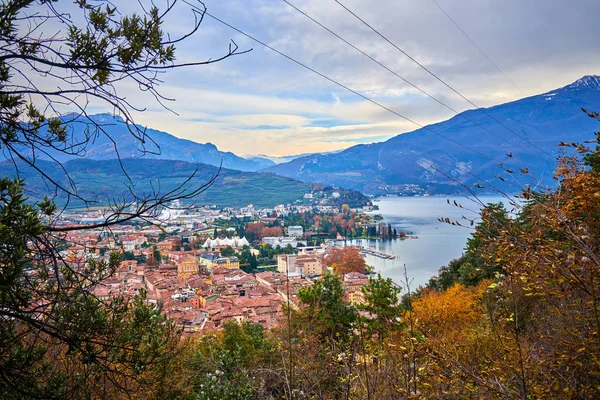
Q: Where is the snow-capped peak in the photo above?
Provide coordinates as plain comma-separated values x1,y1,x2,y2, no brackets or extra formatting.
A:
564,75,600,91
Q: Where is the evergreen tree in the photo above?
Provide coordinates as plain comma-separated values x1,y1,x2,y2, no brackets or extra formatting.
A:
358,274,404,341
297,272,357,345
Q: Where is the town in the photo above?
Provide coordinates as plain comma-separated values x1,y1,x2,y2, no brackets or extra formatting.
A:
55,197,405,333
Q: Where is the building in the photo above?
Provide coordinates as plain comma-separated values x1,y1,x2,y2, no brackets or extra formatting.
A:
348,289,365,305
213,256,240,270
200,254,216,269
200,254,240,270
177,255,199,279
202,236,250,249
277,254,298,274
287,226,304,237
157,238,180,253
277,253,322,276
344,272,370,304
262,236,302,248
297,254,322,276
120,259,138,272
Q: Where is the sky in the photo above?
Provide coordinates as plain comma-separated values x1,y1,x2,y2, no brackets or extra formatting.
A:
32,0,600,157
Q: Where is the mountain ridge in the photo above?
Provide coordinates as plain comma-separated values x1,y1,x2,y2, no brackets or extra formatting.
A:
265,75,600,195
22,113,266,172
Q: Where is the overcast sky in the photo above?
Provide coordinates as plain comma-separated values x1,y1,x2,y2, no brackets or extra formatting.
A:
91,0,600,156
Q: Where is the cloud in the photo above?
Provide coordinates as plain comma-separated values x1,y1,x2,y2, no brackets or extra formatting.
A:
23,0,600,156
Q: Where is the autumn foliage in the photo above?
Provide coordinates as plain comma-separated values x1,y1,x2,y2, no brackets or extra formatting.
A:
324,246,367,275
245,222,283,240
189,125,600,398
170,134,600,398
9,125,600,398
413,282,487,341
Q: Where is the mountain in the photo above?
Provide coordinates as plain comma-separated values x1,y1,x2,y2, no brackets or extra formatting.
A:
1,158,370,208
266,75,600,195
246,156,278,169
23,113,265,172
246,152,330,168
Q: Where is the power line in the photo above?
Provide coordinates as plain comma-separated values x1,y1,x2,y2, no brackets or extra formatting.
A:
202,10,540,195
431,0,524,96
282,0,537,158
333,0,552,158
202,10,492,162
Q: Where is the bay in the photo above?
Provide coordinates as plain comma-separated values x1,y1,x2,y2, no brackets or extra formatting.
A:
345,195,509,290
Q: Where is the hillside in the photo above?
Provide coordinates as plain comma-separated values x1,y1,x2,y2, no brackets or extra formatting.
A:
1,158,372,208
266,75,600,195
0,158,314,208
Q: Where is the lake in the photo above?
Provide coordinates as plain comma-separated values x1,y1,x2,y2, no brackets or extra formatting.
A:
345,195,509,290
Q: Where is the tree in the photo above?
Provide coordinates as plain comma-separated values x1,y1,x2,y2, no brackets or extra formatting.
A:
158,232,169,242
359,274,404,341
428,202,509,291
297,272,357,345
582,109,600,172
121,250,136,261
477,145,600,397
6,0,248,214
153,248,163,264
189,321,277,399
220,246,235,257
245,222,264,241
412,117,600,398
245,251,258,270
324,246,367,275
0,1,246,397
413,283,485,341
262,226,283,237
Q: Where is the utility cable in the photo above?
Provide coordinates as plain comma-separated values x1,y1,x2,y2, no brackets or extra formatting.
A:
333,0,552,158
283,0,537,159
203,10,493,162
431,0,524,96
202,9,545,198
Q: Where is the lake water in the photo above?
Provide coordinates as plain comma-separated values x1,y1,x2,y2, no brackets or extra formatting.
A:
345,195,508,290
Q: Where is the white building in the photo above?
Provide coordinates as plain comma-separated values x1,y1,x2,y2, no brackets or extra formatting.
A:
202,236,250,249
121,240,137,251
262,236,305,248
287,226,304,237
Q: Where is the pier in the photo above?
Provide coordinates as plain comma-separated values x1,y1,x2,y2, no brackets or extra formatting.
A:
360,248,396,260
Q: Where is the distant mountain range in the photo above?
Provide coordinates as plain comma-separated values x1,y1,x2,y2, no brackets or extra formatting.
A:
246,152,336,168
8,75,600,199
20,113,268,171
21,112,322,173
265,75,600,195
